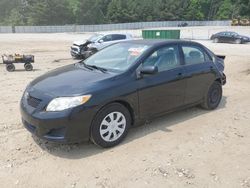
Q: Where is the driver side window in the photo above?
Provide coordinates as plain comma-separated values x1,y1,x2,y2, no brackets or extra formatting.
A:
143,45,181,72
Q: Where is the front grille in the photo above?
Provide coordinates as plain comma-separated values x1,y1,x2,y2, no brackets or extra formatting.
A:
27,95,42,108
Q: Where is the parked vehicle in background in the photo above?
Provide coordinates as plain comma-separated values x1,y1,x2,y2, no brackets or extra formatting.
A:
21,40,226,148
231,18,250,26
178,22,188,27
70,33,133,59
210,31,250,44
2,54,34,72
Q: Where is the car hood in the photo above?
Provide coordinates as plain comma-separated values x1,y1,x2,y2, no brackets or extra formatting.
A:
240,35,250,39
28,64,115,97
73,40,88,46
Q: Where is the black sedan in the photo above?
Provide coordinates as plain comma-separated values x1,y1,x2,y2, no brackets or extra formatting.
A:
210,31,250,44
20,40,226,148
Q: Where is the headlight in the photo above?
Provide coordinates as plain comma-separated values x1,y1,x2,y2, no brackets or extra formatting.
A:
46,95,91,112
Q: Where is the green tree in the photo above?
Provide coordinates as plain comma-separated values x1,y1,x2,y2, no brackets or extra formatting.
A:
5,8,25,26
238,0,250,17
216,0,233,19
183,0,205,20
26,0,74,25
76,0,107,24
0,0,20,25
0,0,249,26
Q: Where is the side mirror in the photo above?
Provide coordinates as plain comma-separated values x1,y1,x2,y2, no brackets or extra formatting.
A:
99,39,104,43
140,65,158,75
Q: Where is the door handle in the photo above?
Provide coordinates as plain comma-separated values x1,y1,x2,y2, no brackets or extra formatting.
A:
176,72,183,78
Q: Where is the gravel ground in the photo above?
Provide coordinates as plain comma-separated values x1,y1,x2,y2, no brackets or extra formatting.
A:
0,29,250,188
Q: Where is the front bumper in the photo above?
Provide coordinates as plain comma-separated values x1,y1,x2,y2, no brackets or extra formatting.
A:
70,48,93,59
20,96,97,143
70,47,81,58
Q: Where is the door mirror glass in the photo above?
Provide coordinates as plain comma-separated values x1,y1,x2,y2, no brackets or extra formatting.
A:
140,66,158,75
99,39,104,43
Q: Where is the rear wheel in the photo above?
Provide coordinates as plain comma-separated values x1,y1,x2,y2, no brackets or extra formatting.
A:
201,81,222,110
6,64,15,72
91,103,131,148
24,63,33,71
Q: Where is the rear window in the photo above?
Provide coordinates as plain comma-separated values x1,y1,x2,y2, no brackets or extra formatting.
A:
112,34,126,41
182,46,206,65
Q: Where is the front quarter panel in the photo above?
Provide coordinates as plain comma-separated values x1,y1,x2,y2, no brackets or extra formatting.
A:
85,74,140,125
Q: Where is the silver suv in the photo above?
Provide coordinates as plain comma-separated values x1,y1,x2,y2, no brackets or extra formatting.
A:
71,33,133,59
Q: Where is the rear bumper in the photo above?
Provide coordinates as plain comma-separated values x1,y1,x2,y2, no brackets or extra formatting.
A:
222,73,226,85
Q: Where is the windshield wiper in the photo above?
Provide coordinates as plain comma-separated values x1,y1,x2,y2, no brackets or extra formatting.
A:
87,65,108,73
79,61,94,71
79,61,107,73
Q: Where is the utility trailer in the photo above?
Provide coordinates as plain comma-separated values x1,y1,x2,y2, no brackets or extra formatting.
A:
2,54,34,72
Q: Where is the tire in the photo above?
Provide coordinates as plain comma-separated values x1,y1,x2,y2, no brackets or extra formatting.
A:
90,103,131,148
201,81,222,110
235,39,242,44
6,64,15,72
24,63,33,71
213,38,219,43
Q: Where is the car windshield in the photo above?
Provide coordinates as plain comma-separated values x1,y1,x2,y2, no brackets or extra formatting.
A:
82,43,150,72
88,34,104,42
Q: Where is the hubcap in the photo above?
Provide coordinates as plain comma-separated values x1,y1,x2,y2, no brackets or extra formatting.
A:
99,112,126,142
210,88,220,104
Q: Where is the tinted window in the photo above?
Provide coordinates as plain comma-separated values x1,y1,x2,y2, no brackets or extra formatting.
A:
182,46,206,65
112,34,126,41
229,32,238,36
143,45,181,72
102,35,112,42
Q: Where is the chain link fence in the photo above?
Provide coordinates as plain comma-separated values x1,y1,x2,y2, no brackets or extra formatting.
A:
0,20,231,33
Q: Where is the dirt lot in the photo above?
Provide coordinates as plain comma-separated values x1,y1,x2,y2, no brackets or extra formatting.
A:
0,32,250,188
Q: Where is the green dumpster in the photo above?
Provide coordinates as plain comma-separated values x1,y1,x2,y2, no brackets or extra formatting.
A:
142,30,180,39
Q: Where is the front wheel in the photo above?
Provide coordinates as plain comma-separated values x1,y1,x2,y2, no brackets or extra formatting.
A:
91,103,131,148
6,64,15,72
201,81,222,110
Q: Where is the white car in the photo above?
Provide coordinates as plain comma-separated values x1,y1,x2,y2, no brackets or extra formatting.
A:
71,33,133,59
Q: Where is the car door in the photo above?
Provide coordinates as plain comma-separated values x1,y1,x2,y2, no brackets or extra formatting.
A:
229,32,238,43
218,32,227,42
181,45,217,105
224,32,233,43
137,45,187,118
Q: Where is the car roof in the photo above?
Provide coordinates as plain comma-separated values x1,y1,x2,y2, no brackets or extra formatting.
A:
99,33,130,36
121,39,201,47
217,31,238,34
